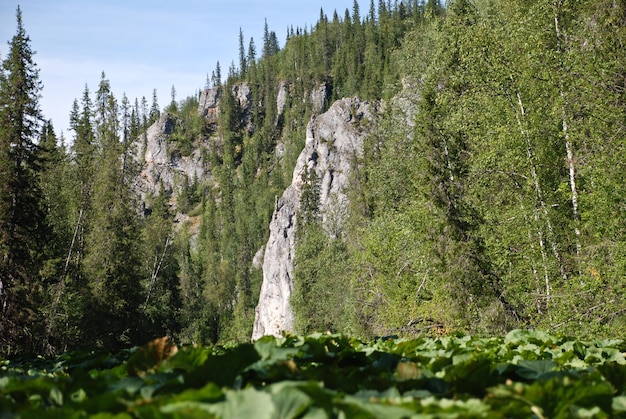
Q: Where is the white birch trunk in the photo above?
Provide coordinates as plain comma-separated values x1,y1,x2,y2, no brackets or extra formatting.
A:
553,9,582,264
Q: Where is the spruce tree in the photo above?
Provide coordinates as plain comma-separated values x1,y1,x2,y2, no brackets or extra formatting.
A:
238,28,247,76
0,7,49,354
167,85,177,113
80,75,144,350
149,88,160,124
37,119,77,351
120,93,131,144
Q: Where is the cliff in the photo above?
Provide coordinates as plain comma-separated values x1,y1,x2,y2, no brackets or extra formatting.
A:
134,83,253,213
134,112,209,211
132,81,375,341
252,97,378,340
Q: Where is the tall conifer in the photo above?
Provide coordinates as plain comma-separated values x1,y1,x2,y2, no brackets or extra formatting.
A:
149,88,160,124
0,7,48,354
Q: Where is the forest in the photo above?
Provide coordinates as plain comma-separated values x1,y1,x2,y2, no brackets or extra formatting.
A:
1,0,626,358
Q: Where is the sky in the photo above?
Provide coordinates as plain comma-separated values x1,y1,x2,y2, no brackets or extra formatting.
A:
0,0,356,139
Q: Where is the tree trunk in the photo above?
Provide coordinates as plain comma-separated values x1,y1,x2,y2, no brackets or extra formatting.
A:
553,7,582,266
505,79,567,286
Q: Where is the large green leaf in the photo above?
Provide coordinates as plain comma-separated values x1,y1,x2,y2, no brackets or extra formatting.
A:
268,382,313,419
515,360,559,380
208,387,275,419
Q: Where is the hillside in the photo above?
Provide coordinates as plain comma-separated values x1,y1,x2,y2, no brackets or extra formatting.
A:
1,0,626,356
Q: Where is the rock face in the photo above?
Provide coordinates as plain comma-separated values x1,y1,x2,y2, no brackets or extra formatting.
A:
134,113,210,209
276,81,330,126
309,82,330,114
197,83,253,126
276,81,289,117
232,82,252,111
198,87,220,122
252,97,377,340
135,80,332,213
133,83,376,340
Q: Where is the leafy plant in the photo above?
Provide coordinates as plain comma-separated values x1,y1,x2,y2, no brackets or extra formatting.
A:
2,330,625,417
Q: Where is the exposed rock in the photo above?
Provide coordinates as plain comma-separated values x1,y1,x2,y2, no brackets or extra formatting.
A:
198,82,253,127
277,81,330,125
310,82,330,114
134,112,211,209
252,245,265,270
277,81,288,118
393,77,421,128
198,87,220,122
136,81,260,212
252,97,377,340
232,82,254,133
232,82,252,111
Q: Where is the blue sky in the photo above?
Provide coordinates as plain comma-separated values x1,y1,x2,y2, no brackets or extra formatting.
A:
0,0,356,139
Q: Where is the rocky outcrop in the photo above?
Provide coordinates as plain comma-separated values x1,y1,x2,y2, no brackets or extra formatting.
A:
198,87,220,122
198,82,253,126
232,82,252,111
136,82,255,210
276,81,330,120
134,85,377,341
252,97,377,340
276,81,289,117
309,82,330,114
136,81,331,214
133,113,211,209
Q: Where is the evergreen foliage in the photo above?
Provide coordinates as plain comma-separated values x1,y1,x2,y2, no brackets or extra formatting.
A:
0,7,50,354
1,0,626,355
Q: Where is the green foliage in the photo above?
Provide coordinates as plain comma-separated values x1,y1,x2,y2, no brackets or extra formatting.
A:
0,7,50,355
292,223,351,335
2,331,626,417
170,2,434,345
3,0,626,356
333,0,626,339
140,186,182,341
167,95,207,158
74,74,144,351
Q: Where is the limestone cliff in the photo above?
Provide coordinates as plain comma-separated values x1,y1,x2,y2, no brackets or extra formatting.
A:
252,97,377,340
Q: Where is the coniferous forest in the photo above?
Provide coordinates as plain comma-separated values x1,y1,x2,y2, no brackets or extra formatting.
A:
1,0,626,358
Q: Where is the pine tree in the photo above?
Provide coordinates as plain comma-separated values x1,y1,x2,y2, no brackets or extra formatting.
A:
0,7,49,354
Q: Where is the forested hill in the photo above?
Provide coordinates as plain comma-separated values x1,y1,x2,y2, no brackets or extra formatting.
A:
1,0,626,356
